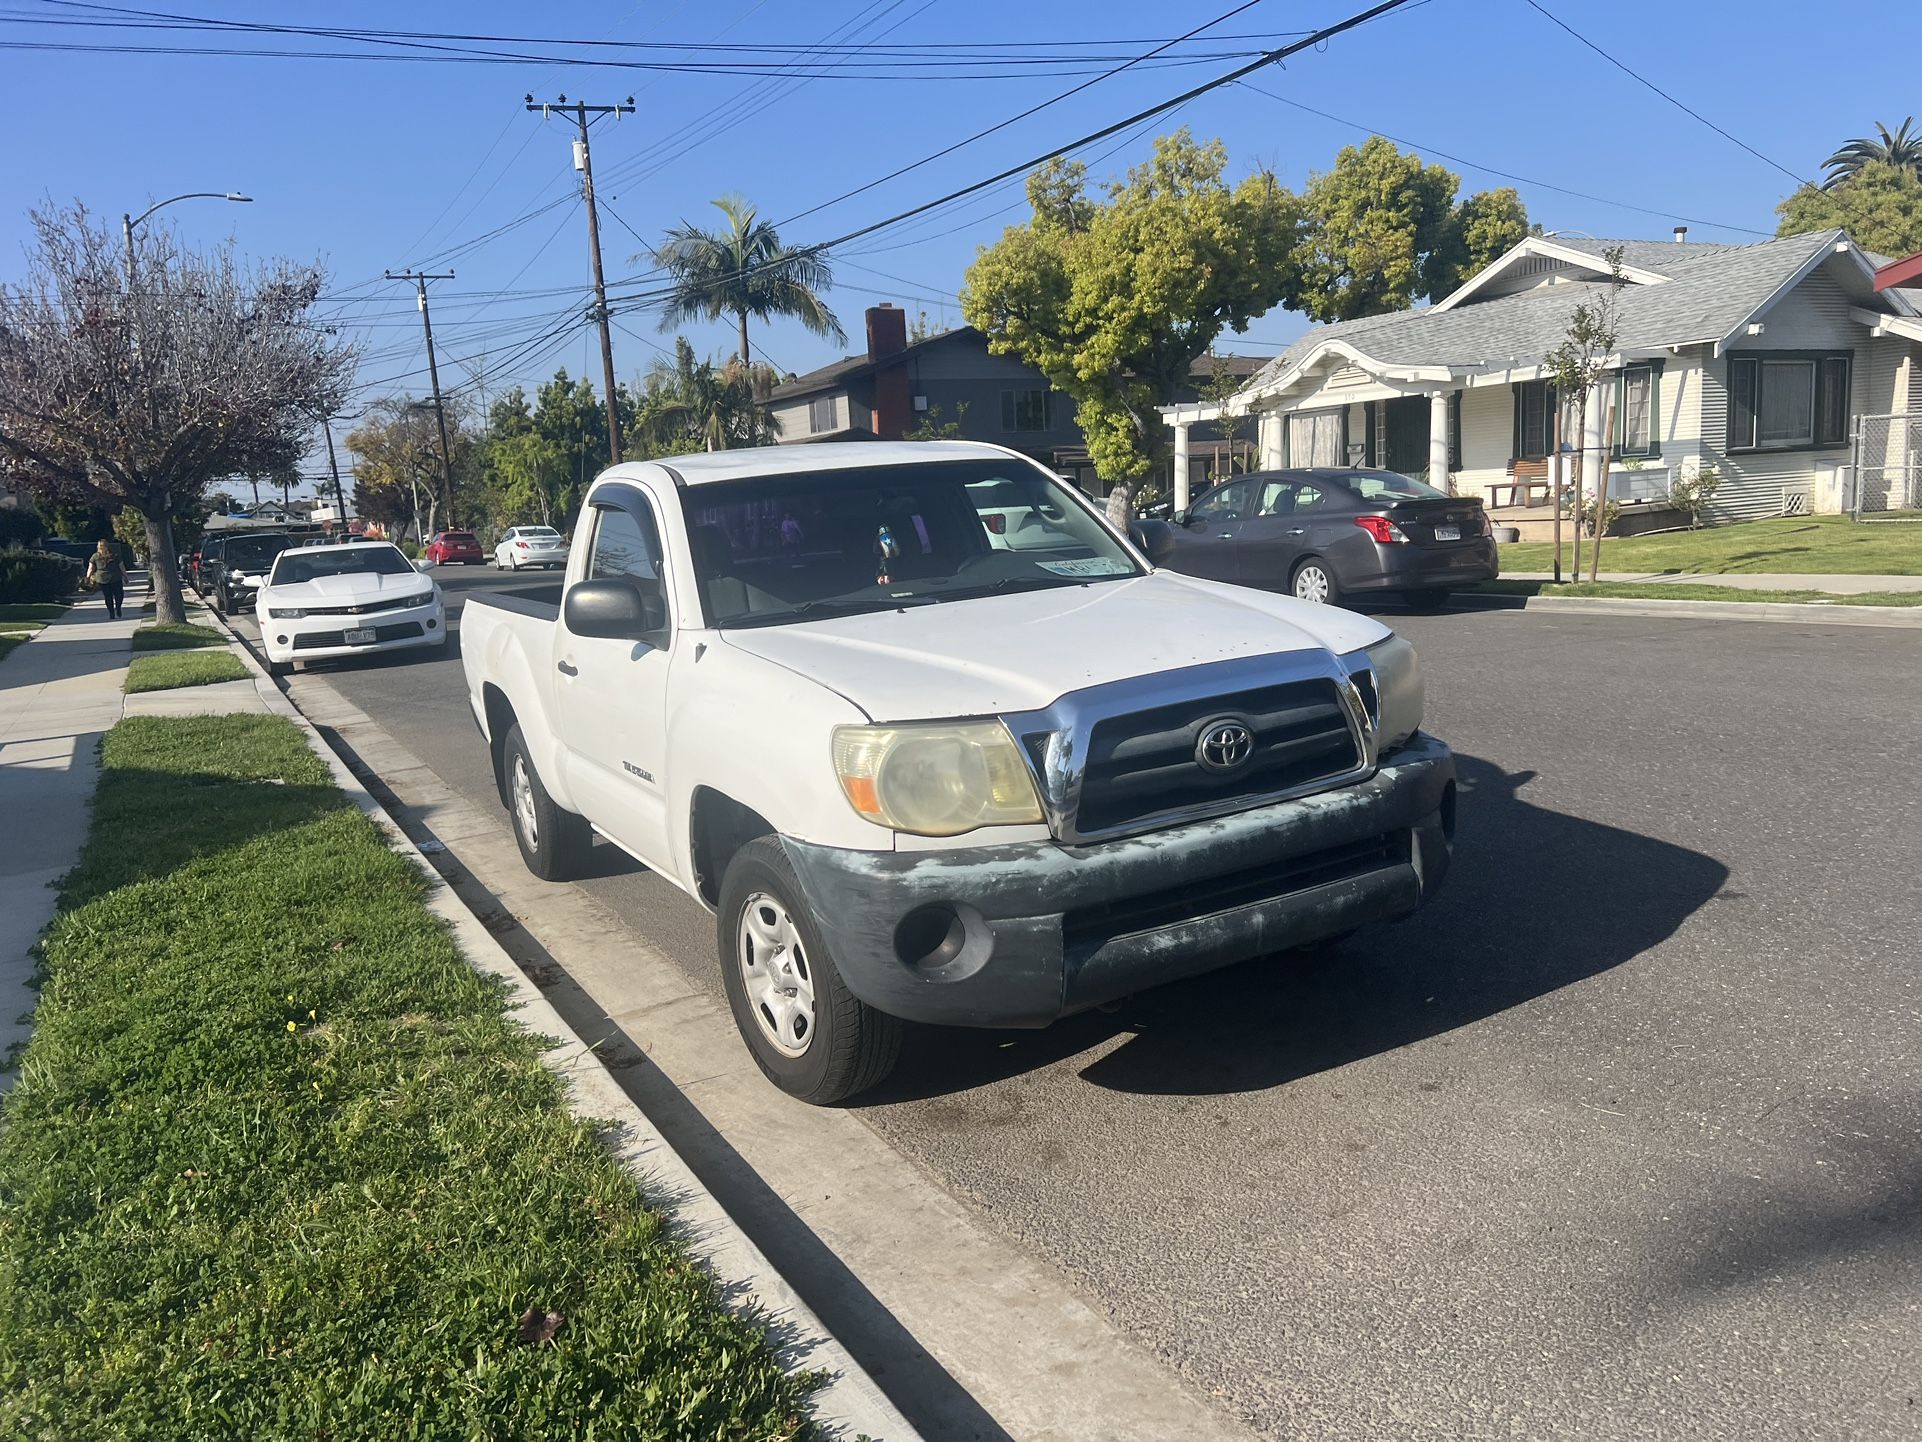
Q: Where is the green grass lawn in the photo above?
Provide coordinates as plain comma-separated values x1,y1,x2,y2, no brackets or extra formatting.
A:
0,714,817,1439
0,603,68,623
123,649,249,693
1484,579,1922,607
130,620,224,651
1500,514,1922,576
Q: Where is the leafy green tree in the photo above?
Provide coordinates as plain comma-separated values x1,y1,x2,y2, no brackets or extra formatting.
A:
649,196,845,365
907,402,967,441
963,130,1302,504
1777,161,1922,257
346,398,477,543
1822,118,1922,188
484,429,568,529
637,338,780,453
1293,137,1528,321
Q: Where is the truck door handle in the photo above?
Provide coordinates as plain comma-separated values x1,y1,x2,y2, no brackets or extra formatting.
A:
556,660,578,677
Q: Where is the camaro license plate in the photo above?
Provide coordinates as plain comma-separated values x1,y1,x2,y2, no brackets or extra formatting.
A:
343,627,377,646
1433,524,1461,541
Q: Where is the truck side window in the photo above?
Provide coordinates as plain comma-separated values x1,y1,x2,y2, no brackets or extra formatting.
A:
588,502,663,584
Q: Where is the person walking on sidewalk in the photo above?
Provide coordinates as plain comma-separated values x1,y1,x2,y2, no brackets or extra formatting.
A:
86,540,126,619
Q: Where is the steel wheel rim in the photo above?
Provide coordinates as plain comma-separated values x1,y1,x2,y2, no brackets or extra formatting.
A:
1295,565,1331,603
737,891,816,1058
511,755,539,851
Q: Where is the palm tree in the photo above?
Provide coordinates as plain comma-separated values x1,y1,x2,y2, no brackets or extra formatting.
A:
1823,118,1922,189
649,196,845,365
639,339,782,453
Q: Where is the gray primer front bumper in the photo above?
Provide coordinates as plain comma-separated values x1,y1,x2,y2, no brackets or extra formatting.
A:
784,734,1455,1029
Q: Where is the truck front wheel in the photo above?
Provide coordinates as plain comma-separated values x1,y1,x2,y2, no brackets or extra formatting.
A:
502,723,592,881
717,837,900,1104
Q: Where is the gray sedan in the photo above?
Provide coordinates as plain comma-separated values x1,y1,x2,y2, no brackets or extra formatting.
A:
1156,468,1499,607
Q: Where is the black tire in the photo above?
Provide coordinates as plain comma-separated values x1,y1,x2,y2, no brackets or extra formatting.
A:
1404,589,1451,609
501,722,593,882
717,836,900,1105
1290,557,1342,607
266,658,290,677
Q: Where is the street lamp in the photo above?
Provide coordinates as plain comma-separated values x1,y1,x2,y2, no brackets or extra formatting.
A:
122,191,252,287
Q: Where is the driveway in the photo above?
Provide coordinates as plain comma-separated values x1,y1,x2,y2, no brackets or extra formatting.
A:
235,575,1922,1441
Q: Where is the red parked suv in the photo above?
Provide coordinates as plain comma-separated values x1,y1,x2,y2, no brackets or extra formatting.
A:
423,530,484,565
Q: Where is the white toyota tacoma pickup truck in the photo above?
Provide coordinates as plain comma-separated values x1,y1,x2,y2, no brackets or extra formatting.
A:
462,441,1455,1103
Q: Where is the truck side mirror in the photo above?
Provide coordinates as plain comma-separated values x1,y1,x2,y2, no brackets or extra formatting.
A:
1129,519,1178,566
564,576,668,641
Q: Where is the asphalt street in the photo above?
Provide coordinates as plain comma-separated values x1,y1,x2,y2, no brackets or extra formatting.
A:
244,566,1922,1441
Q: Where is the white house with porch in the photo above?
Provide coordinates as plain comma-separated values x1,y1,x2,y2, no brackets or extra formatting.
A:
1160,228,1922,523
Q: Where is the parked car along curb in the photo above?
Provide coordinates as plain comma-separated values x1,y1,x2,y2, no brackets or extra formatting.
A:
203,602,922,1442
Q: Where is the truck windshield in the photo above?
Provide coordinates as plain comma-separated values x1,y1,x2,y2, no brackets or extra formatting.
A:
679,460,1141,628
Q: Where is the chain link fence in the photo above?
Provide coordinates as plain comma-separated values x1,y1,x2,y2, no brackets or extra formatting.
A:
1851,412,1922,517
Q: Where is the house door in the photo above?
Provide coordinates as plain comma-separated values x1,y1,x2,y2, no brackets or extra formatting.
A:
1381,397,1430,478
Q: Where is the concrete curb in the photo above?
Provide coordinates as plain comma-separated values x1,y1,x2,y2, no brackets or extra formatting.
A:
1465,592,1922,628
206,606,920,1442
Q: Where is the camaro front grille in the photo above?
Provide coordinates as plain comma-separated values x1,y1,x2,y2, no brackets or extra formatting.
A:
1065,679,1363,836
294,593,430,617
291,621,425,650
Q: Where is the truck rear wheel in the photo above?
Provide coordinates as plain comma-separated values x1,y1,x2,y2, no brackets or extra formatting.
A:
717,837,900,1105
502,723,592,882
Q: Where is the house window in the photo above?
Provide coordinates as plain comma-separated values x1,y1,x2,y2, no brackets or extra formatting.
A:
1001,388,1050,432
1726,354,1850,451
1285,409,1346,467
1514,380,1556,460
808,396,836,434
1615,364,1661,459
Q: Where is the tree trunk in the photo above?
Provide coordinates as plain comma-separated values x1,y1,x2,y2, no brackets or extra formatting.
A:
1105,483,1134,530
142,508,186,625
737,310,751,367
1549,407,1563,584
1569,399,1587,581
1589,397,1615,583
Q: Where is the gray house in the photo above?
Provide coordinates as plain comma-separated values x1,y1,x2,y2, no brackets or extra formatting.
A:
766,305,1262,497
1161,228,1922,521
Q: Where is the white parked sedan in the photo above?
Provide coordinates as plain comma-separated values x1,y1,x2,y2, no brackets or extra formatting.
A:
255,541,446,675
493,525,569,571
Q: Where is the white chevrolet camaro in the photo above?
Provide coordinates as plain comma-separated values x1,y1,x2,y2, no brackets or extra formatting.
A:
255,541,446,675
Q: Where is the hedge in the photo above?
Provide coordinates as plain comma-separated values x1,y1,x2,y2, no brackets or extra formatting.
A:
0,549,81,605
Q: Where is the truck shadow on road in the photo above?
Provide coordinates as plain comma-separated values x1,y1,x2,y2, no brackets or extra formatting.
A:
866,753,1732,1102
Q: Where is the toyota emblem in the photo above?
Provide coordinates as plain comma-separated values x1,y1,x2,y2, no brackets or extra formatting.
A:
1196,719,1254,772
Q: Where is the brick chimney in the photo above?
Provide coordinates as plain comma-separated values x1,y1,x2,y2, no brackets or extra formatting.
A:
867,304,911,439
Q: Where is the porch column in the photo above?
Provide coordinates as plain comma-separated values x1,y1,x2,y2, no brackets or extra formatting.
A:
1429,389,1453,495
1172,421,1191,511
1259,410,1284,470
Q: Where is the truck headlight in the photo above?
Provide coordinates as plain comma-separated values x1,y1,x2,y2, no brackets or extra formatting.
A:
832,721,1044,836
1361,634,1423,750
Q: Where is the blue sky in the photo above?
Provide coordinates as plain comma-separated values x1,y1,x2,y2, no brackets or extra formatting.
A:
4,0,1916,495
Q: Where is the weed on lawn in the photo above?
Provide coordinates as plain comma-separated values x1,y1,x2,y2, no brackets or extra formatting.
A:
0,714,817,1439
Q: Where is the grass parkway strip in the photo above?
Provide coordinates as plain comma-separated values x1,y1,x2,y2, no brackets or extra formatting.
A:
130,621,225,651
122,650,249,693
1482,578,1922,607
0,713,820,1440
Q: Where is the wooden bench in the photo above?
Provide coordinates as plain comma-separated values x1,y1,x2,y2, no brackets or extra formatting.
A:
1487,459,1552,509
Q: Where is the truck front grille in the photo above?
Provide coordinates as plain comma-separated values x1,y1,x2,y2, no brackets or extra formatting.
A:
1067,678,1363,836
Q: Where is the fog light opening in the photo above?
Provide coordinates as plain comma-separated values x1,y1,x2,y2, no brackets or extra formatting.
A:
895,904,966,972
427,618,438,629
275,635,288,646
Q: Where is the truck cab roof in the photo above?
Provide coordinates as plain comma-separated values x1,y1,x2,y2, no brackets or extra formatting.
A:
613,440,1015,487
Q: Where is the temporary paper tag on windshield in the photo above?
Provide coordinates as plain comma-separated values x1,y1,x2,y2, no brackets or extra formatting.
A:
1037,557,1131,578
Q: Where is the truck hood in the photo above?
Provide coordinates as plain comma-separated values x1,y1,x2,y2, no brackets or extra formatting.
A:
264,571,435,605
717,572,1391,721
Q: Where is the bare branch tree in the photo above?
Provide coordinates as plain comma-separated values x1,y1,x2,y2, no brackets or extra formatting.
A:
0,203,355,622
1543,247,1626,584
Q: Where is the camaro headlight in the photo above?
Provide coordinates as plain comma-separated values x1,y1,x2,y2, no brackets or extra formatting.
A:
1359,634,1423,750
832,721,1043,836
267,606,307,619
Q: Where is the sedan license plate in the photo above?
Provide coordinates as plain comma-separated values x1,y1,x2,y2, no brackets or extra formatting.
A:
1433,524,1461,542
343,627,377,646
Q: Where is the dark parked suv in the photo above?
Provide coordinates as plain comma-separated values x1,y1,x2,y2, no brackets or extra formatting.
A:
201,531,309,614
1157,468,1498,607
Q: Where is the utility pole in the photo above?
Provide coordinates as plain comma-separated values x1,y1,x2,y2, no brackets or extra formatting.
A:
384,269,458,527
527,94,633,465
320,415,349,536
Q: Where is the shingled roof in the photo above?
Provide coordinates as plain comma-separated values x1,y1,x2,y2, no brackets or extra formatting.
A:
1245,228,1902,397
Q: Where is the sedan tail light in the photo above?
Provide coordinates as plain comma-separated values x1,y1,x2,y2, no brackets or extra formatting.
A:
1353,515,1411,544
1478,510,1494,538
515,540,528,548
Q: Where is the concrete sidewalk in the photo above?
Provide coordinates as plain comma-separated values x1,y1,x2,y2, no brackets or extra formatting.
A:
1505,569,1922,593
0,602,136,1089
